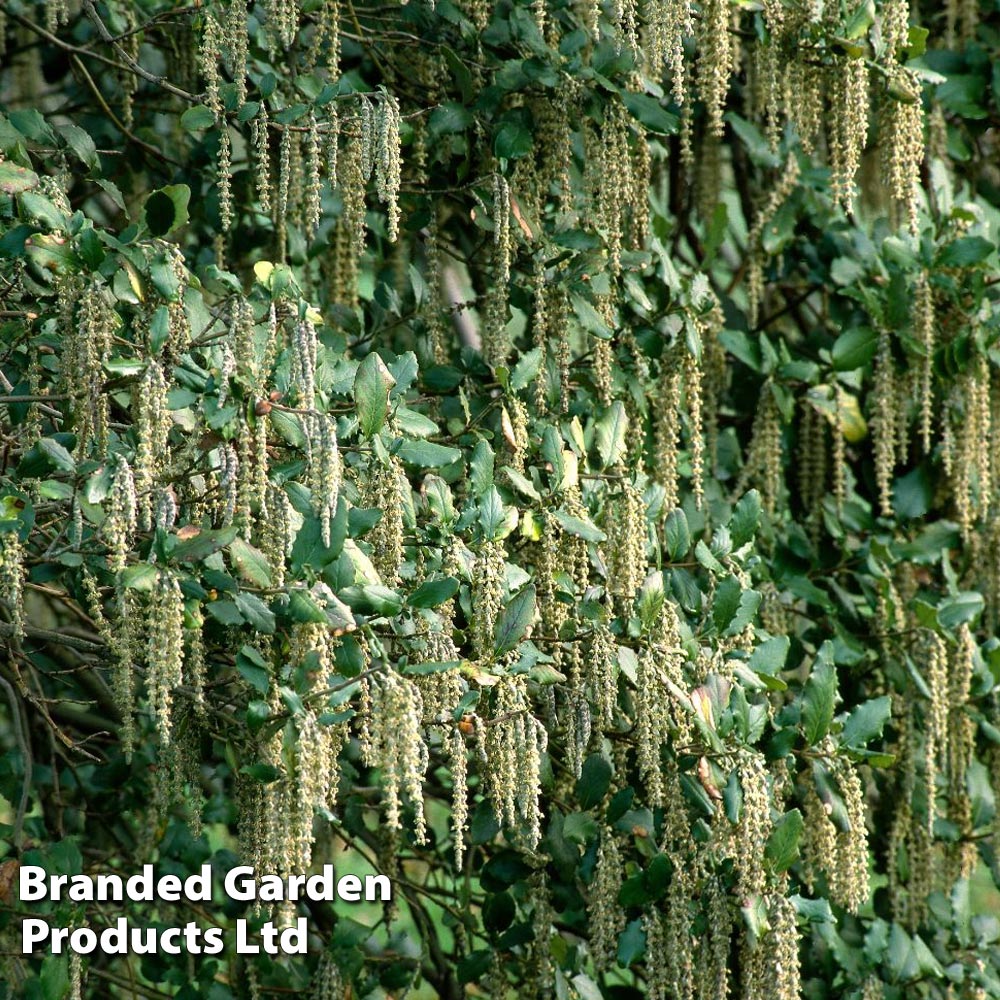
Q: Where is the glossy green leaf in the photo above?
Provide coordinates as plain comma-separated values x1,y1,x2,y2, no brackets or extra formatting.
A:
142,184,190,236
802,649,837,746
494,584,535,656
354,352,396,438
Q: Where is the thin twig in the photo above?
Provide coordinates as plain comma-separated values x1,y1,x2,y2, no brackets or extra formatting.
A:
0,395,68,404
81,0,199,103
70,55,182,168
0,619,103,652
3,7,136,76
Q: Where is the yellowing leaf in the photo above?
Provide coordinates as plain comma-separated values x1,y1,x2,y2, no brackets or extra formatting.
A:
501,405,518,448
520,509,543,541
560,449,579,490
122,257,144,302
690,687,716,730
837,392,868,442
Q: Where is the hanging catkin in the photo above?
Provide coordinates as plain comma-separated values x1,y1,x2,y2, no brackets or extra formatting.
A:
375,94,402,242
696,0,735,137
871,328,898,517
828,58,870,211
879,70,925,233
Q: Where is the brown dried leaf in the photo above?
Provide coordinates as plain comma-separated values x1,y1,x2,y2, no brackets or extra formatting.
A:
509,193,533,240
0,859,20,903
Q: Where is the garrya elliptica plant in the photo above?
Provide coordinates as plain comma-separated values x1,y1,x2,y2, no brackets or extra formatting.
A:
0,0,999,997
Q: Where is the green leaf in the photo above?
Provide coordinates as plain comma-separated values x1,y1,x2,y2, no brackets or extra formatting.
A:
841,695,891,748
395,405,438,438
510,347,542,390
937,236,994,268
570,975,605,1000
571,291,613,338
458,950,494,984
893,466,932,519
287,588,329,624
143,184,191,236
241,763,281,783
617,918,646,967
494,584,535,656
576,753,613,809
172,526,239,563
748,635,790,676
621,92,679,134
25,437,76,476
481,850,533,889
339,584,404,616
830,256,865,286
207,600,244,627
20,192,67,230
483,890,516,933
180,104,217,131
323,592,355,633
149,255,181,300
9,109,55,144
726,113,780,167
595,401,628,468
479,486,508,539
56,123,98,169
396,440,462,467
290,503,346,573
408,577,460,608
228,537,273,587
563,811,599,845
884,923,943,983
354,352,396,438
403,659,463,676
551,509,606,543
765,809,803,872
741,895,770,943
246,699,271,732
40,954,70,1000
713,576,743,633
935,73,986,119
937,591,984,628
285,690,316,722
429,102,474,135
801,648,837,746
726,590,761,636
234,592,276,633
470,439,495,496
791,895,835,924
663,508,690,560
237,646,270,693
121,563,159,591
503,466,541,500
832,327,878,371
493,121,533,159
695,539,725,574
729,490,761,547
905,24,929,57
842,0,875,38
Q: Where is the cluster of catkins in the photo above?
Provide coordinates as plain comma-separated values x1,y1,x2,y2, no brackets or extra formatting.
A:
13,3,990,995
886,624,980,927
42,254,847,992
200,0,402,263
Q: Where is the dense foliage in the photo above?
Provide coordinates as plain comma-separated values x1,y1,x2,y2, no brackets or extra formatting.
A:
1,0,1000,997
